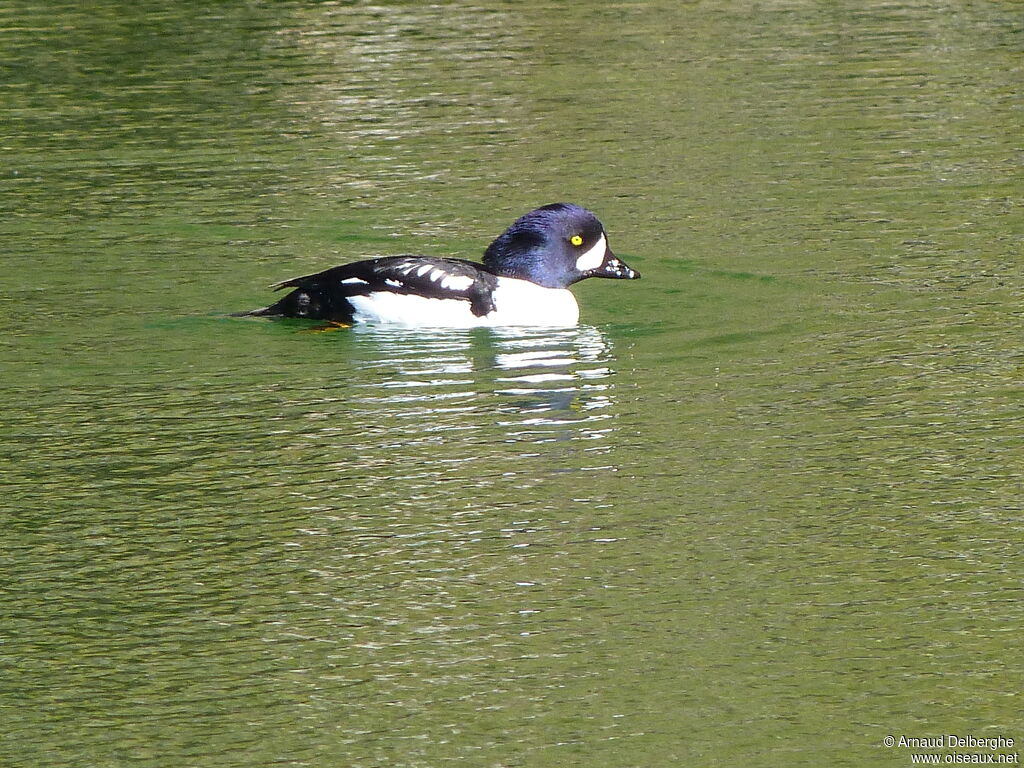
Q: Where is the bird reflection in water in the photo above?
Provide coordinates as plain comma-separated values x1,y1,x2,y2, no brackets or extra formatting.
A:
346,324,617,424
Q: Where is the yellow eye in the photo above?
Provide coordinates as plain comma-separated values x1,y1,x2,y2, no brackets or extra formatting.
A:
570,234,584,246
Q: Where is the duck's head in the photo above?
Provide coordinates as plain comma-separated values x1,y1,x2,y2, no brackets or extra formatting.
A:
483,203,641,289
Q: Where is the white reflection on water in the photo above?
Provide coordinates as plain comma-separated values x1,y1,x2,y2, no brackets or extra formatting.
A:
346,324,616,424
313,323,625,485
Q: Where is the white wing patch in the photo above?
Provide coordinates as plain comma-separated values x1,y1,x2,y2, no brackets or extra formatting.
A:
575,233,607,272
341,277,368,285
377,261,477,293
440,274,474,291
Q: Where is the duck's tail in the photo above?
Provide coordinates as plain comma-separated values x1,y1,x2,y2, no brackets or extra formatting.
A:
234,282,353,322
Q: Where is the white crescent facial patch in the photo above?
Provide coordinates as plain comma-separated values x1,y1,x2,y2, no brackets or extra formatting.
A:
575,233,607,272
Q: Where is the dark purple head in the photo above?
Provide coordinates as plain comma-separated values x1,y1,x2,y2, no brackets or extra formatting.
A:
483,203,640,289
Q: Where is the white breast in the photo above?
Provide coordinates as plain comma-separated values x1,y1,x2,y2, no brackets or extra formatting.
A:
347,277,579,328
487,277,579,326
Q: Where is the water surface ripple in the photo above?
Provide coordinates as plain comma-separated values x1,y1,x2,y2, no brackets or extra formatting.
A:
1,1,1021,766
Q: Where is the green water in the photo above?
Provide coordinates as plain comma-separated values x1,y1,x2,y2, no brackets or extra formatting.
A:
2,2,1021,766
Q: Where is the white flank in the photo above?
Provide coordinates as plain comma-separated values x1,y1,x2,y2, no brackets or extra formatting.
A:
574,233,607,272
348,277,578,327
349,293,479,326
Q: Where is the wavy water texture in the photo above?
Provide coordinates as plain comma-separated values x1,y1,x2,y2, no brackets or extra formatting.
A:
1,1,1021,766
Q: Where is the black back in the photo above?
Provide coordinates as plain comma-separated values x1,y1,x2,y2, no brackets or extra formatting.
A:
248,256,500,322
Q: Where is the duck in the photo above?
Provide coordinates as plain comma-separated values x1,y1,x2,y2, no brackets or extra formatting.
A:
243,203,640,327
